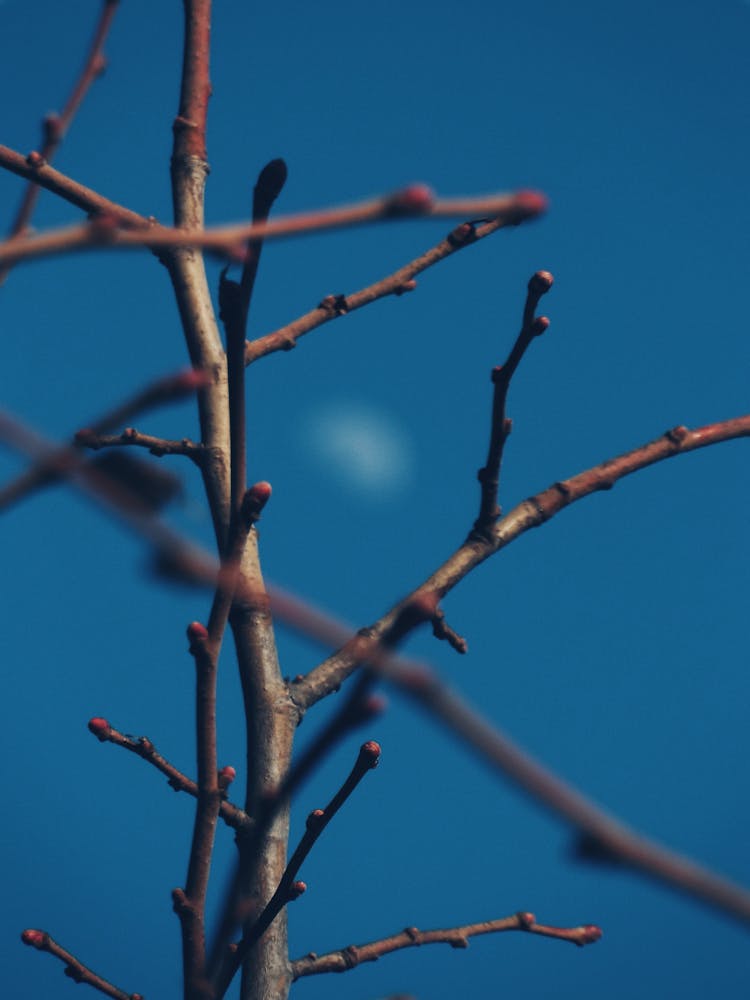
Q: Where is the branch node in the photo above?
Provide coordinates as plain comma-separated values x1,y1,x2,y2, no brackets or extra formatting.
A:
430,608,468,654
447,221,477,247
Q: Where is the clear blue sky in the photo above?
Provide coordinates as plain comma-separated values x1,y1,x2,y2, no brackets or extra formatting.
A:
1,2,749,998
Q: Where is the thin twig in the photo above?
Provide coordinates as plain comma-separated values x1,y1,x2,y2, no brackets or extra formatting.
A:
0,367,207,511
87,717,251,831
1,1,120,285
76,427,205,463
473,270,554,535
244,215,537,364
213,742,382,998
20,929,142,1000
0,185,547,270
291,911,601,980
293,416,750,710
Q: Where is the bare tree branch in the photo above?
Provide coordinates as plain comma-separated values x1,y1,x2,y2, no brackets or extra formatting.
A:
20,930,143,1000
0,1,120,285
87,717,251,831
291,911,601,981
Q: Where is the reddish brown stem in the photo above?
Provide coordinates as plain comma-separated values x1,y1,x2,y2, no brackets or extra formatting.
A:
87,717,250,831
20,929,142,1000
1,1,120,285
290,912,600,980
244,213,536,364
0,185,547,270
77,428,205,463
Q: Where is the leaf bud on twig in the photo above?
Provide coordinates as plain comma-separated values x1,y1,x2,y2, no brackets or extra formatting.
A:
358,740,382,769
87,717,111,740
21,929,47,948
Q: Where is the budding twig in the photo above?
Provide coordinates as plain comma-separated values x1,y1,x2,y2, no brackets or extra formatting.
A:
0,183,547,270
244,213,544,364
474,270,554,536
20,929,143,1000
87,716,250,831
0,1,120,286
291,911,601,980
213,741,382,998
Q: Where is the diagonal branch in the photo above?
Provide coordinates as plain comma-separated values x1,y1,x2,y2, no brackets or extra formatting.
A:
1,1,120,285
213,742,382,999
87,717,251,831
244,215,543,365
293,416,750,710
291,911,601,980
20,929,142,1000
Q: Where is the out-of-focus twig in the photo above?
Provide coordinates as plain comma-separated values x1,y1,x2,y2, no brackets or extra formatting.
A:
0,179,547,270
1,1,120,286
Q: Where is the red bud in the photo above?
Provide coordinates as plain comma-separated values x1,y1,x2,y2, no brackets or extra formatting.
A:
386,184,435,216
21,929,46,948
187,621,209,643
88,717,110,739
218,765,236,785
510,190,548,220
359,740,381,768
579,924,603,945
26,151,45,168
288,880,307,900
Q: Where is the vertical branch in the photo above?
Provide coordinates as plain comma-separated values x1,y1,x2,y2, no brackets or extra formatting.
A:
167,0,231,552
473,271,553,536
228,536,297,1000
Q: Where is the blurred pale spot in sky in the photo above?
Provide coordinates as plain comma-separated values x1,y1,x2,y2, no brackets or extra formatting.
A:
304,401,414,501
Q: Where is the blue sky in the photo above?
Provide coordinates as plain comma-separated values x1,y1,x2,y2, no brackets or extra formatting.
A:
1,1,749,998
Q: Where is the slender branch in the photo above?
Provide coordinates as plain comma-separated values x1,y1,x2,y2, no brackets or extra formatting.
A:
76,427,205,463
291,911,601,980
0,186,547,270
0,143,151,228
293,416,750,710
213,742,381,999
474,270,553,535
0,367,207,511
20,929,142,1000
87,717,251,831
1,1,120,285
245,214,538,364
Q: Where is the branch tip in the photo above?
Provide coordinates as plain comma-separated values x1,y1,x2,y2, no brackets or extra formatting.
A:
241,480,272,526
218,765,236,788
21,928,46,948
87,716,111,740
358,739,382,769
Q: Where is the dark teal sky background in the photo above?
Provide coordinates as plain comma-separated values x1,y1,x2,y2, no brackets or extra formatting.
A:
1,2,749,998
